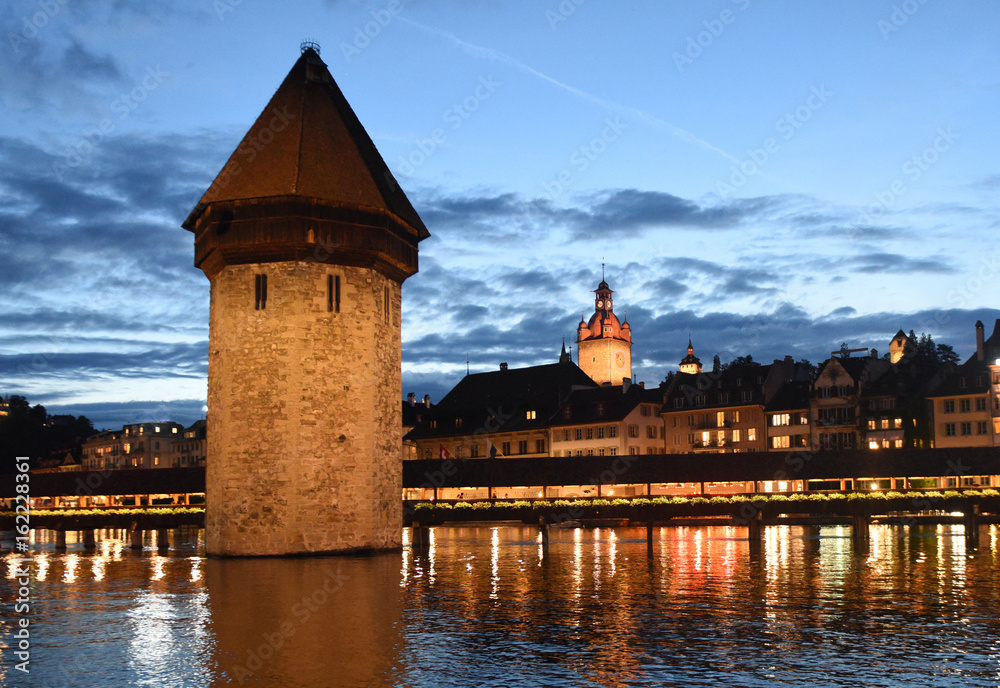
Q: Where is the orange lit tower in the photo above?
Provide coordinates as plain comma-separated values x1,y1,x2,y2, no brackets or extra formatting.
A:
183,44,428,556
576,275,632,385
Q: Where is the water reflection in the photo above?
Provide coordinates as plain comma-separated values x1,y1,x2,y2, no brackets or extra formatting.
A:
0,524,998,686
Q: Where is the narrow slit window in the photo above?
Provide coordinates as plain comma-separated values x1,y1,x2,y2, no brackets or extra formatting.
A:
254,274,268,310
384,286,391,323
327,275,334,312
335,275,341,313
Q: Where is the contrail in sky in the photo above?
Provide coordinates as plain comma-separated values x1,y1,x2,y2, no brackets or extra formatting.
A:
394,15,744,166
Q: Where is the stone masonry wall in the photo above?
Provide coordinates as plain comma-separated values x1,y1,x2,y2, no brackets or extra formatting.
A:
205,261,402,556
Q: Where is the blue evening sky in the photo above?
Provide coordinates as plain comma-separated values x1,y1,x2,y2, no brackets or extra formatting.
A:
1,0,998,428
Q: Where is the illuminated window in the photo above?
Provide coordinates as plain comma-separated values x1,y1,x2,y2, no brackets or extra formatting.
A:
747,428,756,441
773,414,791,427
894,439,903,448
869,440,879,449
154,456,160,466
867,420,876,430
732,429,741,442
732,410,740,423
701,431,710,445
526,410,536,420
881,419,889,429
772,436,790,449
716,411,725,427
894,418,902,428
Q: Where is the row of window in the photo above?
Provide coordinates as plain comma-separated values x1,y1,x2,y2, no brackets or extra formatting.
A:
673,428,759,446
942,398,988,413
250,273,392,323
770,412,809,427
866,418,903,430
943,421,989,437
672,390,756,408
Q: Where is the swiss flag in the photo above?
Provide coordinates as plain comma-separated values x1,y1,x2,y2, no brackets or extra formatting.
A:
439,444,453,460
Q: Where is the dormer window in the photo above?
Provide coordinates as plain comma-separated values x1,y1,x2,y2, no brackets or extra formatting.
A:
526,410,536,420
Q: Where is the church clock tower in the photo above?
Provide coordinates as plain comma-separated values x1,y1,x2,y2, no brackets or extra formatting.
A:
576,274,632,385
183,44,428,556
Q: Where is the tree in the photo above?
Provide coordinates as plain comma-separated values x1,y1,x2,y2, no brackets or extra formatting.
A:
712,355,721,373
935,343,959,366
721,355,759,371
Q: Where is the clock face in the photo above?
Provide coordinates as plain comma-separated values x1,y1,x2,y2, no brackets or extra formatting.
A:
596,300,604,309
615,352,626,368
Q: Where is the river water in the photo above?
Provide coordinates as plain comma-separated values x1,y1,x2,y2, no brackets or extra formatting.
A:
2,523,999,687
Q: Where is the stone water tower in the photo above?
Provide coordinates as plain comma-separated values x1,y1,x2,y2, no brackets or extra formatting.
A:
183,44,428,556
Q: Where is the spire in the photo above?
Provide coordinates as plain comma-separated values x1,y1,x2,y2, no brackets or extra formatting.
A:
687,337,694,354
184,46,428,239
182,45,428,282
560,338,571,364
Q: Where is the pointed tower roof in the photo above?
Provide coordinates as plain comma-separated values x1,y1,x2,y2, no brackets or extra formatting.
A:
185,47,427,238
183,45,427,282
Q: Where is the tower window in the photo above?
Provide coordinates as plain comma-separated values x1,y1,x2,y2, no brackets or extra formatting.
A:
255,273,268,310
384,286,391,323
327,275,341,313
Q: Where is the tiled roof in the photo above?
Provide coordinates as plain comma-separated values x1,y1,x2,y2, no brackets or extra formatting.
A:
185,47,428,238
404,361,597,440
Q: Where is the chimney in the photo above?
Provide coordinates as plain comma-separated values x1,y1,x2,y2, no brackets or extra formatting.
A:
976,320,985,361
500,362,508,371
423,394,431,408
407,392,416,406
638,381,645,388
870,348,878,359
622,377,631,393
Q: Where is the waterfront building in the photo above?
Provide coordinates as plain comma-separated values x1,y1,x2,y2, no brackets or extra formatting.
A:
764,380,811,451
404,354,597,462
402,393,433,461
577,276,632,385
183,44,428,555
81,422,184,469
810,354,890,451
928,319,1000,450
175,420,207,467
661,359,804,455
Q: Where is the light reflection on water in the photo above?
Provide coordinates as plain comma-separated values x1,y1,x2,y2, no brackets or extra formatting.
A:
0,524,998,687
